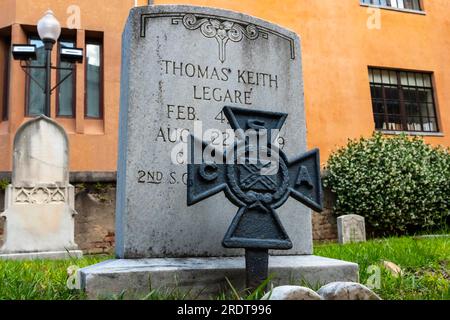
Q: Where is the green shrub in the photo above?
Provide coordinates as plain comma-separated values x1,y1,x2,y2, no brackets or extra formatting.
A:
323,132,450,236
0,178,9,191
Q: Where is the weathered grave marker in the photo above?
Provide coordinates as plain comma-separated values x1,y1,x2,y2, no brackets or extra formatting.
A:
0,116,82,260
337,214,366,244
80,5,358,298
115,4,312,258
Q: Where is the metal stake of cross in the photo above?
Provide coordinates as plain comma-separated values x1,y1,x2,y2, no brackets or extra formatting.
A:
187,106,323,290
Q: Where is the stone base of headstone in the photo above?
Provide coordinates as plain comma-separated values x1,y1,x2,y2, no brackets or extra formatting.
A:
0,250,83,260
79,255,358,299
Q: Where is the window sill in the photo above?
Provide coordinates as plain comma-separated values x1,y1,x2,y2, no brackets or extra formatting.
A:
84,118,105,135
360,3,426,15
56,118,76,134
379,130,444,137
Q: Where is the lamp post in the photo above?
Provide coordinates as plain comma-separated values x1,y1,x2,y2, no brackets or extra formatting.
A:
37,10,61,117
12,10,83,117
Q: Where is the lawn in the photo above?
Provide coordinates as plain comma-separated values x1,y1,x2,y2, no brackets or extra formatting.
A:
0,235,448,300
315,235,449,300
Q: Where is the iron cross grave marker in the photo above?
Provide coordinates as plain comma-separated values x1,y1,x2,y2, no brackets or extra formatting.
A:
187,106,323,289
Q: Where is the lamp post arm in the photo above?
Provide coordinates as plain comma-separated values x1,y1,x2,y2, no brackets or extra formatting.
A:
20,61,75,96
20,61,46,92
50,67,74,93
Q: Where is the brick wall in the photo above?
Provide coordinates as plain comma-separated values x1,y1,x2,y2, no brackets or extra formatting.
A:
74,184,116,254
312,188,338,242
0,183,339,252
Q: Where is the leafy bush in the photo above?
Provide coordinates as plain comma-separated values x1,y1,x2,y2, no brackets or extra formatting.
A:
0,178,9,191
323,132,450,235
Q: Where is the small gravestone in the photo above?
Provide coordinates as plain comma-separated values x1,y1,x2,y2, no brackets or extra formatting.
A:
337,214,366,244
0,116,82,260
79,5,358,298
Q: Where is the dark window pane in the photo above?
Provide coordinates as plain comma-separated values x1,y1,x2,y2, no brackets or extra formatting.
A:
384,86,399,100
406,103,420,117
57,41,75,117
403,88,417,102
86,43,101,118
373,114,385,130
427,103,437,119
1,39,10,121
372,100,385,114
370,84,383,99
417,88,432,104
387,101,400,115
28,38,45,116
419,103,429,118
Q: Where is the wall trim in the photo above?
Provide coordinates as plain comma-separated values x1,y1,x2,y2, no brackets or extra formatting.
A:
0,171,117,183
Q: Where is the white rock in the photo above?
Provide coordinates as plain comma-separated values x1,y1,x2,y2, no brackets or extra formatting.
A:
262,286,322,300
383,261,403,277
317,282,382,300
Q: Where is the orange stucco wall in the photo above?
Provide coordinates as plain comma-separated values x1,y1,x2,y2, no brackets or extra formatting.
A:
0,0,449,173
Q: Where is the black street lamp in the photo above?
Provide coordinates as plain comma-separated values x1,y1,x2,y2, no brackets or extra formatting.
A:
12,10,83,117
37,10,61,117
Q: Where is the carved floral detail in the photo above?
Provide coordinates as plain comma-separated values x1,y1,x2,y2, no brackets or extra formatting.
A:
140,13,295,60
14,187,66,204
180,14,260,63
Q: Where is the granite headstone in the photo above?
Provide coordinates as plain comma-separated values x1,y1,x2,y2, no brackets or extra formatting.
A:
80,5,358,298
117,4,310,258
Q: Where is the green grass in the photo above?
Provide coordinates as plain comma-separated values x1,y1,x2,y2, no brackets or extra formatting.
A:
315,235,450,300
0,254,106,300
0,235,448,300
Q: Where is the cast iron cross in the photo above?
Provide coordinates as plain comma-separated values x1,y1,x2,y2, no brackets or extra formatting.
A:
187,106,323,289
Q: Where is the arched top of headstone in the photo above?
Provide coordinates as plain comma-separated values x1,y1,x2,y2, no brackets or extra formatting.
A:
12,115,69,186
338,214,365,222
